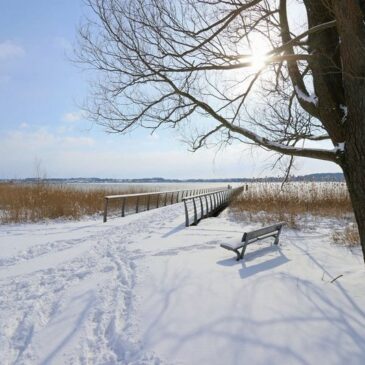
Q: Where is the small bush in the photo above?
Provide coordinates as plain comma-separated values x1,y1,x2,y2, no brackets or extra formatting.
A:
332,224,360,247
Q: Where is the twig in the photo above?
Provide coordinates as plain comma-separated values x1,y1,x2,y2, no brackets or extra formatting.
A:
330,274,343,283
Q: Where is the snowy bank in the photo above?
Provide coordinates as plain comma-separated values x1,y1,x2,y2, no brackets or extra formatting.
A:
0,204,365,364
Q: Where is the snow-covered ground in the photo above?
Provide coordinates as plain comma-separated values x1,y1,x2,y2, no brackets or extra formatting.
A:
1,204,365,365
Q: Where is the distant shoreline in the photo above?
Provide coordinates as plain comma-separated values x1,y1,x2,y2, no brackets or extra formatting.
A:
1,172,345,183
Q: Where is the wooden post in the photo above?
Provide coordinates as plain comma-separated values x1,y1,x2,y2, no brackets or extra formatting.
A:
103,197,108,223
199,196,204,221
122,197,126,217
193,198,198,225
184,199,190,227
136,196,139,213
204,195,209,217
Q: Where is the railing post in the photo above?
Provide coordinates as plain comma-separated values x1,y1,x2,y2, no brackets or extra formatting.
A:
103,197,108,223
184,200,189,227
147,195,151,210
170,192,174,205
156,194,160,208
176,191,180,203
204,195,209,217
199,196,204,221
136,196,140,213
209,194,213,216
122,197,126,217
164,193,168,206
193,198,198,225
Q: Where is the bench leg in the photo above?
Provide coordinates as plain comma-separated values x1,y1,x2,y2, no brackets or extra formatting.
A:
273,226,283,245
233,249,241,261
239,242,248,260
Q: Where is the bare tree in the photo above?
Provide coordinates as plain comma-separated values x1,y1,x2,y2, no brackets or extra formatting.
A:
77,0,365,261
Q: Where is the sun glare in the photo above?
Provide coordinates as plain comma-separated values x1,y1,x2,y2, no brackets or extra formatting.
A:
239,38,271,72
247,51,268,71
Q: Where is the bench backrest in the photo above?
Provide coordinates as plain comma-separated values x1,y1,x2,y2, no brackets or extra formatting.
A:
241,222,284,243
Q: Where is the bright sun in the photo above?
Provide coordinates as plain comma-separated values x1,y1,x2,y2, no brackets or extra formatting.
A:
247,51,268,71
239,38,271,72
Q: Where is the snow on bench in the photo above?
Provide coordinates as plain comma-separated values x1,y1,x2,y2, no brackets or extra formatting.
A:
220,222,285,261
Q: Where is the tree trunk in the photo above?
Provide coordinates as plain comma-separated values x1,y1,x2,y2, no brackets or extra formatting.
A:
342,155,365,261
333,0,365,261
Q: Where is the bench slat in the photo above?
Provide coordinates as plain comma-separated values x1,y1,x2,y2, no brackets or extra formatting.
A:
221,232,278,251
246,233,278,244
221,222,285,261
220,242,242,251
244,222,285,242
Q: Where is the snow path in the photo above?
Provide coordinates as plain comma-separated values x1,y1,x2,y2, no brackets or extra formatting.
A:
1,205,365,365
0,206,181,365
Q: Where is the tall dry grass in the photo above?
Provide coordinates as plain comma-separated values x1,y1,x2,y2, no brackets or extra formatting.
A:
229,182,354,228
230,182,360,246
332,223,360,247
0,182,153,223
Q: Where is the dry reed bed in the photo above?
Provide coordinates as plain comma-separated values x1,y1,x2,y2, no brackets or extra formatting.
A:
229,182,359,246
0,182,155,223
231,182,352,218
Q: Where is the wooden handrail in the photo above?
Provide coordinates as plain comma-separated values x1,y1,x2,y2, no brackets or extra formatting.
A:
103,186,228,222
183,187,244,227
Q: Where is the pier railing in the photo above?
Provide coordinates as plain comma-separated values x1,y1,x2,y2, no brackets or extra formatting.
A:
103,187,227,222
183,186,244,227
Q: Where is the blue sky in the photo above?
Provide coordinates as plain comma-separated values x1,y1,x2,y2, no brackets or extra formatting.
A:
0,1,341,179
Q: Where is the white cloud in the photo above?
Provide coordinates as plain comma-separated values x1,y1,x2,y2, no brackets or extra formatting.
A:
19,122,29,129
0,125,341,179
6,128,95,149
62,111,85,123
62,136,94,146
0,40,25,60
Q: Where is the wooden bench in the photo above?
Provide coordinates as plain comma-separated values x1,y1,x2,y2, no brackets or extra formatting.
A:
220,222,285,261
